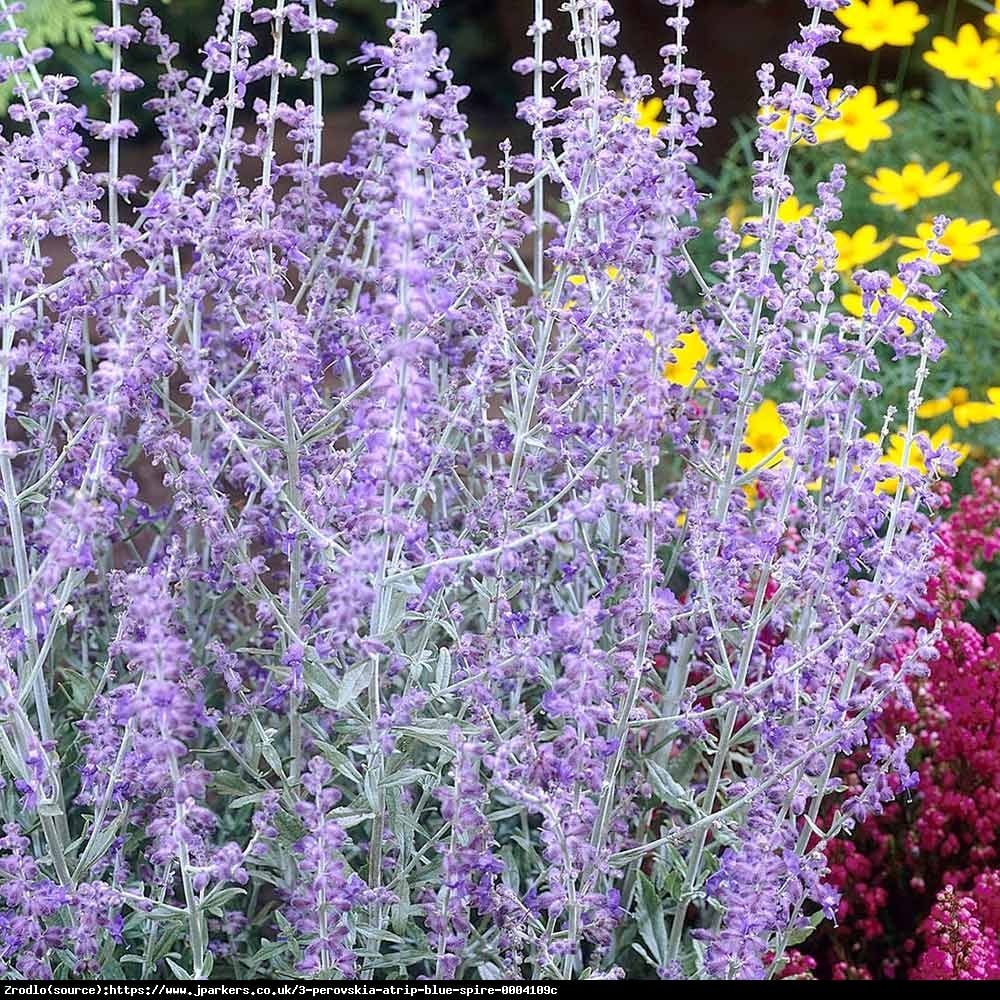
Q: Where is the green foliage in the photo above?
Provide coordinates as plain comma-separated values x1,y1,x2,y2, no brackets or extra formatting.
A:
0,0,110,112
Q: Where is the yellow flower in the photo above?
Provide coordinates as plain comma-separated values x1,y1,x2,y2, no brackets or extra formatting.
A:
833,225,894,273
840,275,935,335
726,199,747,229
738,400,789,471
953,400,1000,427
741,196,814,246
989,4,1000,35
813,86,898,152
872,425,968,494
635,97,665,136
917,387,969,419
864,162,961,211
835,0,929,51
898,217,998,264
917,387,1000,426
993,178,1000,197
662,330,709,389
923,24,1000,89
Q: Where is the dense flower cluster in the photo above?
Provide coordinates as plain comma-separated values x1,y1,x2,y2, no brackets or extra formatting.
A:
802,462,1000,979
0,0,955,980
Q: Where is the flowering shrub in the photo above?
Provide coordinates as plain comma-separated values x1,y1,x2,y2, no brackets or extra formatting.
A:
708,0,1000,458
0,0,958,981
802,462,1000,979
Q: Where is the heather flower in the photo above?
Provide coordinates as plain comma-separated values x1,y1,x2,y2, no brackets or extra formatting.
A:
801,464,1000,978
913,886,1000,980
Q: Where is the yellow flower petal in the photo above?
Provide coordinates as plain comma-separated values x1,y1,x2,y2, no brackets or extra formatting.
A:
898,218,998,265
923,24,1000,89
836,0,930,52
953,401,1000,427
739,400,789,471
814,86,898,152
864,162,961,211
663,330,709,389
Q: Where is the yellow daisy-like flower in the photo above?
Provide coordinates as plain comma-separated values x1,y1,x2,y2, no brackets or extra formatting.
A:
993,178,1000,197
840,276,935,335
835,0,929,52
813,86,898,153
923,24,1000,89
833,225,894,273
917,387,969,419
953,401,1000,427
738,400,789,472
988,3,1000,35
898,217,999,264
635,97,665,137
915,388,1000,426
872,425,968,494
864,162,961,211
662,330,709,389
741,196,814,246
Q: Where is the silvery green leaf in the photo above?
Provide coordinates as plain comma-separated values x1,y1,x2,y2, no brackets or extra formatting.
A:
164,957,191,980
380,767,434,789
336,660,373,709
636,873,668,968
434,646,452,691
313,741,364,783
302,660,341,709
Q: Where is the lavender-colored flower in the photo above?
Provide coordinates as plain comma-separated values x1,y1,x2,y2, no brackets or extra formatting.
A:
0,0,952,981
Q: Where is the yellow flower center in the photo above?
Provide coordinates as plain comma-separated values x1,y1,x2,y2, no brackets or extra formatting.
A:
754,431,780,452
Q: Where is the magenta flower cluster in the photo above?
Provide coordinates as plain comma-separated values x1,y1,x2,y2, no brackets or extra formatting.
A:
800,463,1000,980
0,0,957,981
